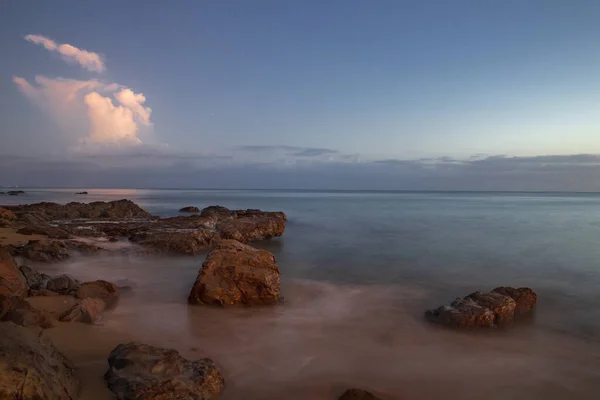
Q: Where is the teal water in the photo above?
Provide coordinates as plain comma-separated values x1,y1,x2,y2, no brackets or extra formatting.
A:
3,189,600,399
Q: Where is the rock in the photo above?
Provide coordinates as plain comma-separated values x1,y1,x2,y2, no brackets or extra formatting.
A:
0,322,80,399
0,207,16,227
19,265,45,290
426,297,496,328
75,191,88,195
465,291,516,326
66,240,105,254
105,342,225,400
200,205,231,216
0,248,28,297
0,294,54,328
59,297,105,324
17,224,71,239
425,287,533,329
339,389,384,400
76,280,120,308
492,287,537,315
47,274,80,294
7,190,25,196
188,240,280,306
6,199,151,220
18,240,70,262
130,230,215,255
217,215,286,242
179,206,200,213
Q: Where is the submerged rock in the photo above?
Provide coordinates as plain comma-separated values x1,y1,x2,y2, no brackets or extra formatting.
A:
76,280,120,308
426,287,536,329
59,297,105,324
0,322,80,399
188,239,280,306
179,206,200,213
105,342,225,400
339,388,384,400
0,249,28,297
46,274,80,294
0,294,54,328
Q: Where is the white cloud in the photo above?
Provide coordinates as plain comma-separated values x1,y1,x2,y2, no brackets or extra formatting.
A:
114,88,152,126
25,34,105,72
84,92,142,144
13,75,151,145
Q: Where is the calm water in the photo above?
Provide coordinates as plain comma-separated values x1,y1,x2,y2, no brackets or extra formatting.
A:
4,189,600,399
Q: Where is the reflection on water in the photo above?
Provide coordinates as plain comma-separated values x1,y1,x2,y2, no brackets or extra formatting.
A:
31,254,600,400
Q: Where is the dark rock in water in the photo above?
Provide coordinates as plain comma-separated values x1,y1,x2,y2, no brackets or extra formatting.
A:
0,294,54,328
0,249,28,297
0,322,80,399
7,190,25,196
179,206,200,213
105,342,225,400
19,264,45,290
492,286,537,315
46,274,80,294
18,240,70,262
130,230,215,255
76,280,120,308
426,287,535,329
75,191,88,195
17,224,71,239
59,297,105,324
188,239,280,306
339,388,384,400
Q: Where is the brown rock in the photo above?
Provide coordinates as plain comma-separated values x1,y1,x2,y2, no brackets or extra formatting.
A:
0,322,80,399
59,297,105,324
217,215,286,242
426,297,496,328
17,224,70,239
47,274,80,294
0,248,28,297
130,230,215,255
466,291,517,326
0,207,16,227
179,206,200,213
18,239,70,262
492,286,537,315
0,294,54,328
65,240,105,254
76,280,120,308
339,388,384,400
188,240,280,306
105,342,224,400
5,199,151,220
19,265,49,291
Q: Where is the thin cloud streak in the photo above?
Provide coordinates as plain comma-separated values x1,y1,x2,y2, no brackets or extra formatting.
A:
25,34,105,72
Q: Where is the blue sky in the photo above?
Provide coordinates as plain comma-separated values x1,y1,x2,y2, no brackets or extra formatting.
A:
1,1,600,189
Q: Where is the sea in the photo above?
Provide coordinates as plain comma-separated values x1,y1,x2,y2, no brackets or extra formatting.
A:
2,188,600,399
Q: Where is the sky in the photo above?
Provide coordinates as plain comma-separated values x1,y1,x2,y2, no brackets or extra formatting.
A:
1,0,600,190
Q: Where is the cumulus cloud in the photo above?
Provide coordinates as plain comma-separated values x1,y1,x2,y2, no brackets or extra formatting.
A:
25,34,105,72
13,75,151,145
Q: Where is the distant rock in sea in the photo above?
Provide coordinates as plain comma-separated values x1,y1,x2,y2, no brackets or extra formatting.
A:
179,206,200,213
7,190,24,196
75,191,88,195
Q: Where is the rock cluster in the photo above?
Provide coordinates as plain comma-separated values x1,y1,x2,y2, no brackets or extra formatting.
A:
0,207,16,227
425,287,537,328
188,240,281,306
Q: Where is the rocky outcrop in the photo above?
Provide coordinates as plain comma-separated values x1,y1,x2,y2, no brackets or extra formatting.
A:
17,224,71,239
7,190,25,196
59,297,105,324
0,249,28,297
0,294,54,328
46,274,80,294
19,265,47,290
0,207,16,227
339,389,384,400
76,280,120,308
5,199,151,220
188,240,280,306
0,322,80,399
129,230,214,255
105,342,225,400
179,206,200,213
18,240,70,262
426,287,536,329
492,286,537,315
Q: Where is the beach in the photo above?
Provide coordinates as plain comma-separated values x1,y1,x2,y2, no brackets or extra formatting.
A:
2,188,600,399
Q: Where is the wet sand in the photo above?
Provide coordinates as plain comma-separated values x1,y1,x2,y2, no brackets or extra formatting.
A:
24,254,600,400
